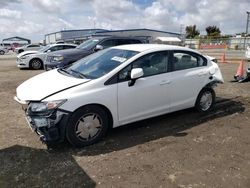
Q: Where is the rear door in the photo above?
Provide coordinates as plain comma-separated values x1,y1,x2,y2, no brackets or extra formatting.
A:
168,50,209,111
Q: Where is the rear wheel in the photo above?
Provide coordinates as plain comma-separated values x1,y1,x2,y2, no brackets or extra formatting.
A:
66,105,109,147
30,59,43,70
0,50,4,55
195,88,215,112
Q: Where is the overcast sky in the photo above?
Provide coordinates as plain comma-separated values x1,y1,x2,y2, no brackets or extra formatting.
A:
0,0,249,42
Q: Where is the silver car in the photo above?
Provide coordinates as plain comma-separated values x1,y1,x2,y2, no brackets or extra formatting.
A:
15,44,42,54
16,43,77,69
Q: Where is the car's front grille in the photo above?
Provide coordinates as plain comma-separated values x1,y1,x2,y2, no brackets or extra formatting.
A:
46,56,53,63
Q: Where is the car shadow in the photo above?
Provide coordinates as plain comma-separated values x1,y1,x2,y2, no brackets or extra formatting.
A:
0,145,96,187
55,97,245,156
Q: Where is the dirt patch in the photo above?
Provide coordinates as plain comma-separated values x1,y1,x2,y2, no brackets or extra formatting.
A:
0,58,250,187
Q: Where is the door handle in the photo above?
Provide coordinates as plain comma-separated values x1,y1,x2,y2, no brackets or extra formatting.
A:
160,80,171,85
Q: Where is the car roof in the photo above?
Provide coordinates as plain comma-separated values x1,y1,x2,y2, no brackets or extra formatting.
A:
90,36,143,41
112,44,201,54
50,43,77,47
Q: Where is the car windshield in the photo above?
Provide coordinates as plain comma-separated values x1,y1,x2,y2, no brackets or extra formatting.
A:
76,38,101,50
38,45,51,52
62,48,139,79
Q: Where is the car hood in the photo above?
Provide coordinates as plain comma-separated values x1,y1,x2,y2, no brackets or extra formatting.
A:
17,50,38,58
47,48,90,58
16,69,90,101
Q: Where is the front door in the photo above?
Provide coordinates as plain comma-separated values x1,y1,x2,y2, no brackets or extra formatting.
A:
117,51,171,125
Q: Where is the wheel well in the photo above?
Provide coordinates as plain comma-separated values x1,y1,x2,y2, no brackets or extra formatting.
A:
195,87,215,105
29,58,43,66
74,104,114,129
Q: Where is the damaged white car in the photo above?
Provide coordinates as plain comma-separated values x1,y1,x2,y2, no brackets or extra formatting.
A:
14,44,224,147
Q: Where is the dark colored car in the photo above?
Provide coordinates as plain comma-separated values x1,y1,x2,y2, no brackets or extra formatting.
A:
44,37,145,70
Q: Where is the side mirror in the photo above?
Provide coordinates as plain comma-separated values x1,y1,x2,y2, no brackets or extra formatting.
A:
128,68,143,87
94,45,103,51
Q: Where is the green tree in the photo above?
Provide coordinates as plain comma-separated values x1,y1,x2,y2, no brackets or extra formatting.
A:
205,25,221,37
185,25,200,38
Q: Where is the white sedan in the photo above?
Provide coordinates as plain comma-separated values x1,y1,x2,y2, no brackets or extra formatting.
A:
14,44,224,147
14,44,42,54
16,43,77,69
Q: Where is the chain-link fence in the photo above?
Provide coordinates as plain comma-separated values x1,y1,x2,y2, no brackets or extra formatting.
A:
185,37,250,50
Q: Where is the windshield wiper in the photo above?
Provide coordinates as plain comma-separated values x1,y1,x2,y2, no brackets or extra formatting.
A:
69,69,87,79
59,68,71,75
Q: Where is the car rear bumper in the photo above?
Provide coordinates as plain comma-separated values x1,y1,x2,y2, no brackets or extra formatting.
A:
246,67,250,76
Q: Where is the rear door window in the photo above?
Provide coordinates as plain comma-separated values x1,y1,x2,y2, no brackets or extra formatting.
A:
117,39,141,45
171,51,207,71
100,40,116,48
49,45,64,52
63,45,76,49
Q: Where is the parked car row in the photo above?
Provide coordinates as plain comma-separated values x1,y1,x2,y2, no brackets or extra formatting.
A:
15,44,224,147
16,37,144,70
44,37,144,70
16,43,77,69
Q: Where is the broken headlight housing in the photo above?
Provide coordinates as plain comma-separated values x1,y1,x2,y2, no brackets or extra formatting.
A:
28,100,67,116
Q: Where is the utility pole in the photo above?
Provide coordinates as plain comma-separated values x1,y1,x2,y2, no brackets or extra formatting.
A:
244,11,250,49
180,24,184,45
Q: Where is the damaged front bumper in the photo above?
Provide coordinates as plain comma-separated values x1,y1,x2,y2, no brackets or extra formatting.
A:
14,97,70,145
25,110,70,144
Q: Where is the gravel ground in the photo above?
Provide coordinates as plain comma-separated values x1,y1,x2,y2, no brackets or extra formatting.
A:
0,55,250,188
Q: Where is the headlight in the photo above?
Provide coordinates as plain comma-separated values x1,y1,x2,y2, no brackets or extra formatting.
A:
28,100,67,114
52,56,64,62
20,55,30,60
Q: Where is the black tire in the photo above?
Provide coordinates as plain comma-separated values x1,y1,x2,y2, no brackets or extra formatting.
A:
195,88,215,112
66,105,109,147
30,58,43,70
18,49,24,54
0,50,4,55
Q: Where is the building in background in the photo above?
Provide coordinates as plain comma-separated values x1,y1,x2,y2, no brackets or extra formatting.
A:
45,29,108,44
44,28,181,45
1,36,32,51
94,29,181,44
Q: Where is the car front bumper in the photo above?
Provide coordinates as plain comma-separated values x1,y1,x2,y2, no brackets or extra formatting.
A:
16,58,29,68
25,111,70,144
14,96,70,145
44,62,63,71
